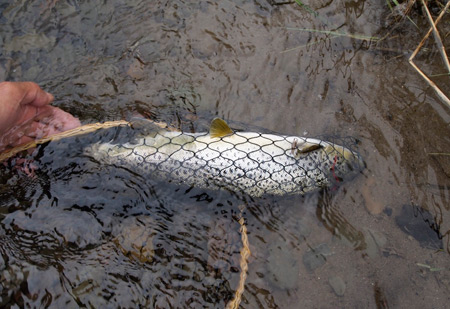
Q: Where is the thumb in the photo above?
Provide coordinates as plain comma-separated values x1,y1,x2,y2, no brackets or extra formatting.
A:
16,82,54,107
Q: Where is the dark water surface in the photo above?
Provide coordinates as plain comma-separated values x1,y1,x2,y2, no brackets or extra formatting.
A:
1,0,450,308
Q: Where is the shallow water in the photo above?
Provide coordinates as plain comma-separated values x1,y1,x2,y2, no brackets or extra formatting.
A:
1,0,450,308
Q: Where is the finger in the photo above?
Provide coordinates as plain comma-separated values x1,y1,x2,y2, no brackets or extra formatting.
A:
0,105,81,152
0,125,33,151
14,135,35,147
15,82,54,107
5,105,48,134
0,82,55,134
0,122,51,152
0,118,49,149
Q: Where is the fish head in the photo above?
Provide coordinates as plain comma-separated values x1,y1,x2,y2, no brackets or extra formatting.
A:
289,137,365,184
320,143,365,182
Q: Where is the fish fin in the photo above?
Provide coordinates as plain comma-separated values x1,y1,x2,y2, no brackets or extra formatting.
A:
297,143,323,154
210,118,234,138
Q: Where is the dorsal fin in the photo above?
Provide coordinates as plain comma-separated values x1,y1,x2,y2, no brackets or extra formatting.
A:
209,118,234,138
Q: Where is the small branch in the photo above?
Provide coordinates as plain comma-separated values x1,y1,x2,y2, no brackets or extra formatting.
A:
409,60,450,105
409,1,450,107
421,0,450,72
409,1,449,61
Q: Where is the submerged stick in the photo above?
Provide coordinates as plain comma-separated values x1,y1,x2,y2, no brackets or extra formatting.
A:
285,28,380,41
227,215,251,309
409,61,450,105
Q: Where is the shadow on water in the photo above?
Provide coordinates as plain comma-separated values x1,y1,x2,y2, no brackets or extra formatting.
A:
0,145,243,306
1,0,450,308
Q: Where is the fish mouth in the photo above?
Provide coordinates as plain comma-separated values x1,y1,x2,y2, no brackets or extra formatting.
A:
328,153,364,188
327,144,365,183
325,143,365,172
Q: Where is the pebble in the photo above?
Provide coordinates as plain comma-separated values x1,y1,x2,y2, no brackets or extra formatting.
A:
113,216,156,263
127,59,146,80
329,276,346,296
363,229,380,259
361,176,385,214
368,229,387,248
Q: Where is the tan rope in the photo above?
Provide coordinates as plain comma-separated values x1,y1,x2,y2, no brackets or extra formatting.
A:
227,216,251,309
0,120,129,162
0,119,175,162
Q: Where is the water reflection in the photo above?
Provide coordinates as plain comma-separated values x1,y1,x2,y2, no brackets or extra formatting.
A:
1,0,450,307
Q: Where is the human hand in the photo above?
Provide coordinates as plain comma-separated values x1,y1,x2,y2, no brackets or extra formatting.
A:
0,81,81,152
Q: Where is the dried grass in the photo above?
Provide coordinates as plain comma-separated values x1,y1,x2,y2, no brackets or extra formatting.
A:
409,0,450,107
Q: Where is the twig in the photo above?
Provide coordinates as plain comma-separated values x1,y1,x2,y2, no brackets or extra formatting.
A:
409,61,450,105
409,1,450,107
421,0,450,72
409,1,449,60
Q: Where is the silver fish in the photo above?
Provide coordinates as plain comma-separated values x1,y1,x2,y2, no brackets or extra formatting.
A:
86,118,364,197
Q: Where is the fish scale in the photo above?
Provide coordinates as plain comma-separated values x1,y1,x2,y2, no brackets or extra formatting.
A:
86,119,364,197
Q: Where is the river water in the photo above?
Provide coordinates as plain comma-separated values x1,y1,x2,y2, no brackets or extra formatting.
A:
1,0,449,308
